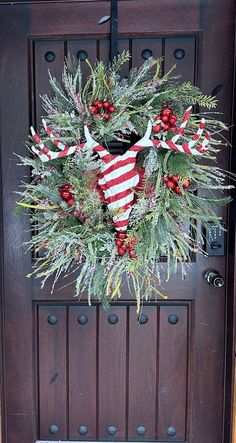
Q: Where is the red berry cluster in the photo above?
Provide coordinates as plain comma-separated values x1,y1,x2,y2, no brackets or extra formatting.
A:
88,99,116,121
152,107,177,133
162,174,191,195
59,184,75,206
115,232,137,259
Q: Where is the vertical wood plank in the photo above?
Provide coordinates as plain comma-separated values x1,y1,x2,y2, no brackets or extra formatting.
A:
128,306,157,440
34,40,65,126
157,305,188,441
38,305,67,440
67,40,97,83
164,37,196,83
98,306,127,440
132,38,163,68
68,306,97,440
99,38,130,78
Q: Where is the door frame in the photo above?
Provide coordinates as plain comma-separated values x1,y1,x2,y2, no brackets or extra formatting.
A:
0,1,236,443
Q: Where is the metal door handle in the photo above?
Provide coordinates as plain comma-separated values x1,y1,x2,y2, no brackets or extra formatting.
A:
204,269,224,287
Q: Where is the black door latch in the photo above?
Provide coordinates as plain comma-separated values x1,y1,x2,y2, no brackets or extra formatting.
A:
205,222,225,256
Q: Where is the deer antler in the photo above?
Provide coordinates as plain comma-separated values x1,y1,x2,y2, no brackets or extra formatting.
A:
30,120,83,162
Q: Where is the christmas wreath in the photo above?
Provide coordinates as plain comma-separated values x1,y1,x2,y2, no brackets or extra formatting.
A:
16,51,233,311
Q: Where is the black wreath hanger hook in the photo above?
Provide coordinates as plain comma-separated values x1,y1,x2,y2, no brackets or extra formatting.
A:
98,0,118,62
110,0,118,61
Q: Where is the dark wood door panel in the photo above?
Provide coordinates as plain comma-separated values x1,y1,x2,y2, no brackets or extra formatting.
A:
36,303,190,441
29,1,201,36
38,305,67,439
69,306,97,440
157,305,189,441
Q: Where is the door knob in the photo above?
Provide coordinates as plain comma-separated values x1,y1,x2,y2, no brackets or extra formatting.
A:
204,269,224,287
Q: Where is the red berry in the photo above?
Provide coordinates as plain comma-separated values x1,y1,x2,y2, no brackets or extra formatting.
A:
162,108,172,116
172,175,180,183
163,123,170,131
109,105,116,113
118,247,126,256
129,250,136,258
130,236,137,243
155,115,161,121
166,181,175,189
128,243,134,250
96,102,103,109
115,239,122,247
92,99,100,107
103,100,110,109
170,126,177,132
161,115,169,123
89,106,97,114
162,176,169,183
117,232,127,239
103,113,110,120
183,181,190,189
61,191,70,200
60,184,70,191
152,124,161,133
175,187,182,195
67,198,75,206
169,116,177,125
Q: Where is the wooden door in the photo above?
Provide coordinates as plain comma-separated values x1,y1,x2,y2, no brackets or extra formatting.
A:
0,1,235,442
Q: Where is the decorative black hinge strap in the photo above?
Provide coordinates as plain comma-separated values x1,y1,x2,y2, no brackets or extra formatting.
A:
110,0,118,61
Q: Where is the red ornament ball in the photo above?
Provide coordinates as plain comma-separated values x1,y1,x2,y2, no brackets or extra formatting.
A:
163,123,170,131
175,187,182,195
166,181,175,190
117,232,127,239
118,247,126,256
161,115,169,123
109,105,116,113
152,124,161,133
115,239,122,247
162,176,169,183
103,100,110,109
161,108,172,117
61,190,70,200
172,175,180,183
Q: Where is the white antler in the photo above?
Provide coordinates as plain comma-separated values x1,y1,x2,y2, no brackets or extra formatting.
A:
30,121,83,162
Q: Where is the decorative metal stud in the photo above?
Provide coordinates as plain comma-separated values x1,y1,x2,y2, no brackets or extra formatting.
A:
78,425,88,435
107,425,117,435
77,50,88,61
44,51,56,62
174,48,185,60
142,48,153,60
168,314,179,325
136,425,146,436
47,315,58,325
166,426,176,436
77,315,88,325
108,314,118,324
137,314,148,324
49,424,59,434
